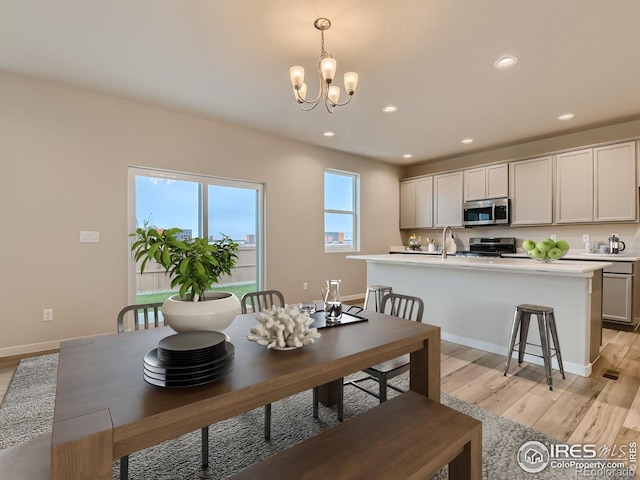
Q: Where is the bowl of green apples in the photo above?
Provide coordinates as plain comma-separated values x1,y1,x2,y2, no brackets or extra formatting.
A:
522,239,570,263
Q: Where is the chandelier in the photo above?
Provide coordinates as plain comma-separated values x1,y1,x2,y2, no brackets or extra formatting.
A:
289,18,359,113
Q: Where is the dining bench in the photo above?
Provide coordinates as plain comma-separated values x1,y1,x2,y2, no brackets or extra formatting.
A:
0,393,481,480
0,433,51,480
229,390,482,480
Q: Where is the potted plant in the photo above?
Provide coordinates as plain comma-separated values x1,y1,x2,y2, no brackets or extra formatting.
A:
131,227,241,333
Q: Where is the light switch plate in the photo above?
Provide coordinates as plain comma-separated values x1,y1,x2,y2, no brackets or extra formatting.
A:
80,231,99,242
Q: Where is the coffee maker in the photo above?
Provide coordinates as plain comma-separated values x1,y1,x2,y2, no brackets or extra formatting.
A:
608,234,626,254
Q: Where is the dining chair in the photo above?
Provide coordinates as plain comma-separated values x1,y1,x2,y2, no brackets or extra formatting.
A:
240,290,285,440
343,293,425,402
117,302,164,333
116,302,210,480
240,289,285,314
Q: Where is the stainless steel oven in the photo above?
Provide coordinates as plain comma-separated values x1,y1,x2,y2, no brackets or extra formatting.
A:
463,198,509,226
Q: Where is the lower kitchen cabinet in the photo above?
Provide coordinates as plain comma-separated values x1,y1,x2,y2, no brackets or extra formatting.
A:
602,261,639,328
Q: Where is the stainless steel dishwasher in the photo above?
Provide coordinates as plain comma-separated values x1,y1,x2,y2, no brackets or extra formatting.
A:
602,260,640,328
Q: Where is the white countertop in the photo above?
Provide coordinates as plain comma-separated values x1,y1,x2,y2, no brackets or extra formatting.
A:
504,250,640,262
390,246,640,262
349,253,611,277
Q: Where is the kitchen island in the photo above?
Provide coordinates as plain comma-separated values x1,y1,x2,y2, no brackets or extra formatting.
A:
348,254,611,377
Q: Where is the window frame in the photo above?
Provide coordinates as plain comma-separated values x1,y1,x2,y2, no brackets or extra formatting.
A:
127,166,265,304
324,168,360,253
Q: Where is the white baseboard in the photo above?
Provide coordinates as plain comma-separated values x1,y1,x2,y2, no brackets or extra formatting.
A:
441,331,592,377
0,333,104,358
0,339,63,358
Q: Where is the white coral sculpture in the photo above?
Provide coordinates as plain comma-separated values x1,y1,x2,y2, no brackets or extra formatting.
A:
247,305,321,349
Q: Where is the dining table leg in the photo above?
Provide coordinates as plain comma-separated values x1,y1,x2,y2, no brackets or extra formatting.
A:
410,327,441,401
315,380,340,407
51,409,113,480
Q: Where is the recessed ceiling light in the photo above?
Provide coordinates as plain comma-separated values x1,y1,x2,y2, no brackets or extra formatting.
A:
402,154,413,159
557,113,575,121
494,55,518,69
461,138,474,144
382,104,398,113
323,131,335,137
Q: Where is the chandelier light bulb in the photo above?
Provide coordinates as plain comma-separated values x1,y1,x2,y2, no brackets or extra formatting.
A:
344,72,358,95
327,85,341,106
320,57,337,83
289,66,305,89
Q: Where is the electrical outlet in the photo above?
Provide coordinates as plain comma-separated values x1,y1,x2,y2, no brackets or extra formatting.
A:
303,282,308,291
550,234,557,241
582,234,590,243
43,308,53,322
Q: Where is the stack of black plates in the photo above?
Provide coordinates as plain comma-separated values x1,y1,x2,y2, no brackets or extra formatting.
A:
143,331,234,387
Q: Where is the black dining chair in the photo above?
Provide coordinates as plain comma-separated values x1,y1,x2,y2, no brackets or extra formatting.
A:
343,293,425,402
116,302,210,480
240,290,286,441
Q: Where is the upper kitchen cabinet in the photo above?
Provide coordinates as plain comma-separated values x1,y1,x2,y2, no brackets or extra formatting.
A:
593,141,637,222
555,149,594,223
463,164,508,201
400,177,433,229
509,156,553,225
555,141,637,223
434,171,463,227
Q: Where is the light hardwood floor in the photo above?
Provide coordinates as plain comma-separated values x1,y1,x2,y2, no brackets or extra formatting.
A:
0,329,638,448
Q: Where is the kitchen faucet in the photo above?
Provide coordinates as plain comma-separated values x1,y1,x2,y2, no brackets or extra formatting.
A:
442,225,453,259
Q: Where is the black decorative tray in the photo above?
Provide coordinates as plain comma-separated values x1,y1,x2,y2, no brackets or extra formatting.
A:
310,310,368,329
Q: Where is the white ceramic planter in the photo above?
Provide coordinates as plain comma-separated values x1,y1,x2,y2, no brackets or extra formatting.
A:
161,291,241,334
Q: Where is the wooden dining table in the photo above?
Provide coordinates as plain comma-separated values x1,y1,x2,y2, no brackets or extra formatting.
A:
50,308,441,479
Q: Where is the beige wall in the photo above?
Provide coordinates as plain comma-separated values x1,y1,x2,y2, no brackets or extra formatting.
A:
404,119,640,178
0,72,403,356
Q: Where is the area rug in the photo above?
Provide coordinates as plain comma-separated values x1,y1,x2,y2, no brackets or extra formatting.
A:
0,354,594,479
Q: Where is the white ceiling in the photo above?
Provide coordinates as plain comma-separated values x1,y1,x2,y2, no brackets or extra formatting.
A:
1,0,639,165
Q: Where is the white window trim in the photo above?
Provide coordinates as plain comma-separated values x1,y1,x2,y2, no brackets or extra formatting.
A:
324,169,360,253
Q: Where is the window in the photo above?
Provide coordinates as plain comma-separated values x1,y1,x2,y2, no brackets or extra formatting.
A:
128,167,264,304
324,169,359,252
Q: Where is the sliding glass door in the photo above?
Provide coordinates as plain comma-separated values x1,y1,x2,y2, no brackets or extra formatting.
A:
128,167,264,304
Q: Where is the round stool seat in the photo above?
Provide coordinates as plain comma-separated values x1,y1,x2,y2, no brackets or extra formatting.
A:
363,285,392,312
516,304,554,314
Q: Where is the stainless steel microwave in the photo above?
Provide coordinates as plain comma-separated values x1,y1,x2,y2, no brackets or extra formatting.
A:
463,198,510,226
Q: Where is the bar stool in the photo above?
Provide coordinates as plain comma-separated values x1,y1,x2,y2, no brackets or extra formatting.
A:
363,285,392,312
504,304,566,390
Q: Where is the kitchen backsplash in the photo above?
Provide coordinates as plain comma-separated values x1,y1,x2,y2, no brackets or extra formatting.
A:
401,223,640,253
